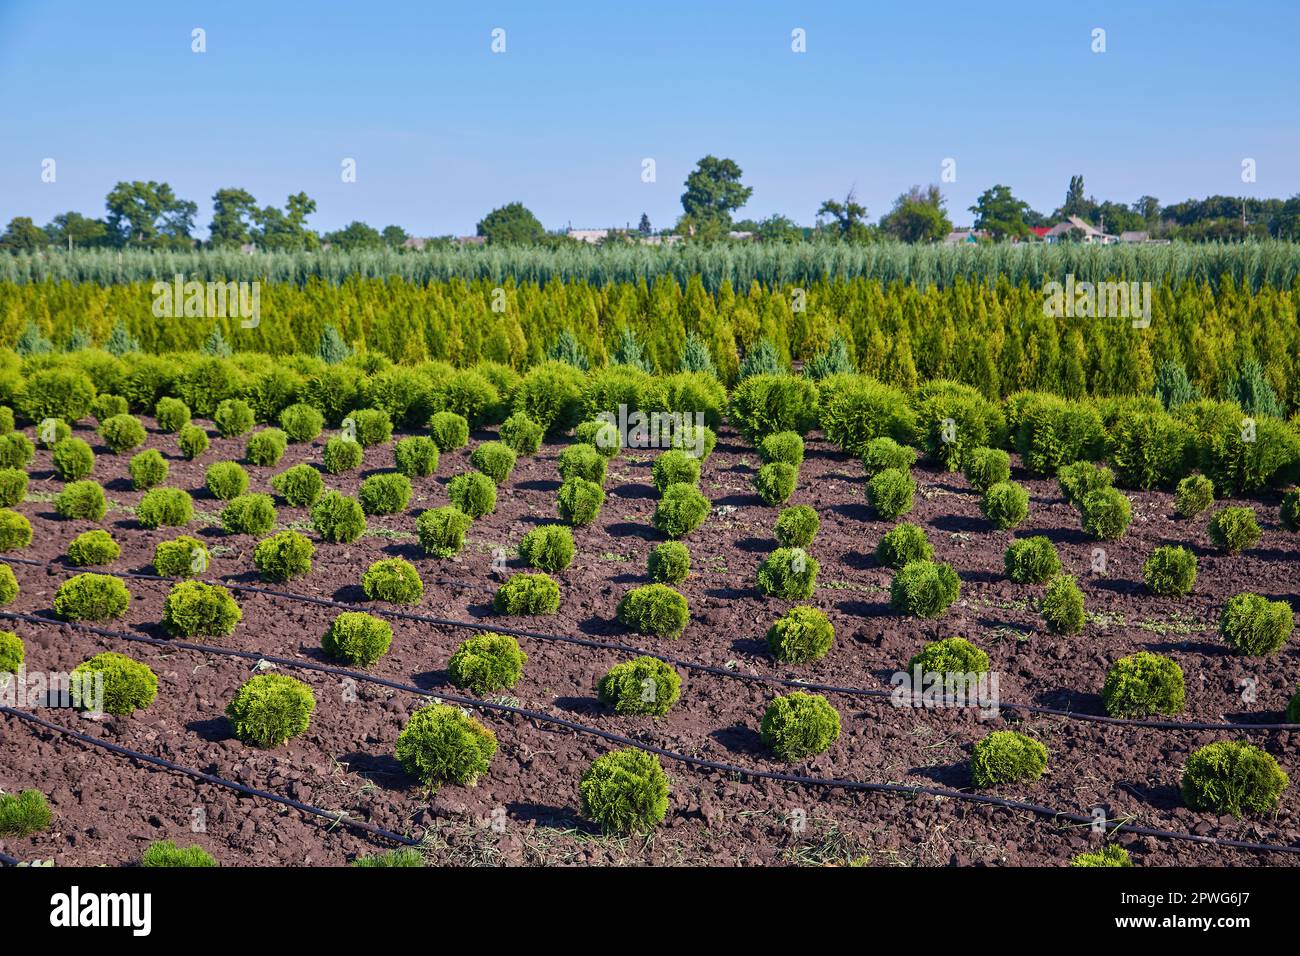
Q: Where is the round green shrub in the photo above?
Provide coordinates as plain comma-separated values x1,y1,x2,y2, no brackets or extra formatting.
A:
970,730,1048,787
774,504,819,548
574,418,622,458
394,436,439,477
0,788,50,838
395,703,497,788
0,628,24,673
618,583,689,638
1175,474,1215,518
270,463,324,507
766,606,834,664
177,423,210,460
345,408,394,447
245,428,288,467
1079,487,1132,540
669,422,716,461
19,368,95,423
1143,545,1197,596
1058,460,1114,505
1181,741,1288,817
754,461,798,507
580,749,670,834
963,446,1011,493
557,476,604,526
759,431,804,468
653,482,710,538
137,486,192,528
52,437,95,481
221,493,277,536
323,435,364,474
907,636,989,676
153,535,209,578
226,673,316,748
889,560,960,618
1102,652,1186,718
1281,488,1300,532
0,564,17,606
278,403,324,443
0,433,34,469
363,557,424,605
876,522,932,569
558,444,607,485
0,468,28,507
867,467,915,519
91,393,128,422
1219,592,1293,656
214,398,255,438
981,481,1029,530
471,441,517,485
648,540,690,584
861,436,916,477
1208,506,1261,554
519,524,575,572
761,691,841,761
154,397,191,433
448,634,528,694
416,506,473,557
35,418,72,449
1070,845,1132,868
253,530,314,582
71,651,156,715
205,461,249,500
66,529,120,567
651,449,700,493
127,449,168,491
141,841,217,868
1003,536,1060,584
493,572,560,615
358,472,412,516
311,491,366,543
446,471,496,518
0,509,32,551
1042,573,1085,635
99,414,147,454
598,657,681,717
163,580,242,637
428,411,469,451
321,611,393,667
757,547,820,600
55,480,106,521
499,411,544,455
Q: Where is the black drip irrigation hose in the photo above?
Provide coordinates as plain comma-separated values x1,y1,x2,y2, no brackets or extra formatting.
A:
0,704,422,859
5,556,1298,733
3,609,1299,860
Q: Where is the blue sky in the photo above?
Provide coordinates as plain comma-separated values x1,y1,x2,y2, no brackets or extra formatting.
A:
2,0,1297,236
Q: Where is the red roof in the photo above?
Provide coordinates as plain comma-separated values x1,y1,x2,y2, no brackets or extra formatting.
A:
1028,226,1051,237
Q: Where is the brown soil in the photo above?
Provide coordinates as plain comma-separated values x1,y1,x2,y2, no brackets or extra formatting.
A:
1,414,1298,867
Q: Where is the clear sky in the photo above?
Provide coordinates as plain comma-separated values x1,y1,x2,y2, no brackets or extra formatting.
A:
2,0,1297,237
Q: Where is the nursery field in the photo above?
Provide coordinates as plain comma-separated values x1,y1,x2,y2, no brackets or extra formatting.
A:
0,365,1298,867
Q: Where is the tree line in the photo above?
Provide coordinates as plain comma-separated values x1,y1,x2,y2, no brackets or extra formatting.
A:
3,159,1299,253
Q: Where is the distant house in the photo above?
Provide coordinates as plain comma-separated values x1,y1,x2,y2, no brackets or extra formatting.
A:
403,236,429,251
1044,215,1118,245
727,231,755,241
640,234,683,246
566,228,609,244
1028,226,1052,240
456,235,486,247
943,229,985,245
1119,231,1150,244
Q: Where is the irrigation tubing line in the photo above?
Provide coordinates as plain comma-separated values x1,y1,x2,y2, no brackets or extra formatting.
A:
0,705,422,853
5,556,1298,733
3,610,1299,859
